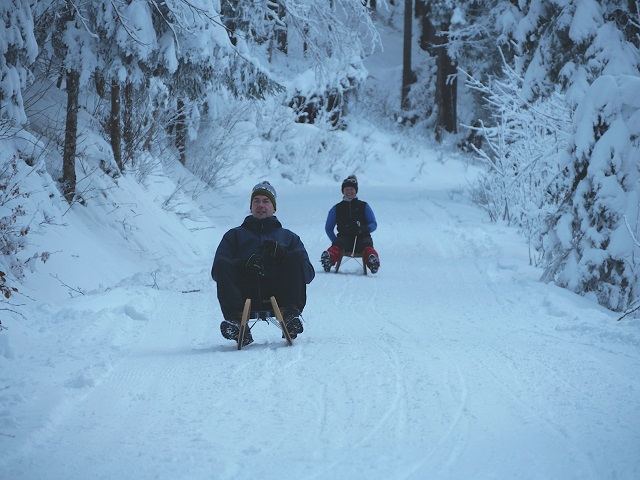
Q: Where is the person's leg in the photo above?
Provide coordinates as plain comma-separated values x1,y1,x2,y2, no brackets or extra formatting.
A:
363,245,379,257
216,259,254,344
321,236,351,271
272,250,308,337
355,235,372,253
336,234,358,256
327,245,343,265
363,247,380,273
215,259,247,319
358,236,380,274
273,251,308,312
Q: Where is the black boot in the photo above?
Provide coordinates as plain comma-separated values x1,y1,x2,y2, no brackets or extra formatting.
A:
220,318,253,346
320,251,331,272
367,254,379,274
281,306,303,339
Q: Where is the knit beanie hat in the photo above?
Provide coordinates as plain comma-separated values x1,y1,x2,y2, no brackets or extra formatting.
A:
251,181,277,210
341,175,358,193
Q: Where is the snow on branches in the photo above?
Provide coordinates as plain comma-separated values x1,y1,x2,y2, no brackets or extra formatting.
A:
541,75,640,312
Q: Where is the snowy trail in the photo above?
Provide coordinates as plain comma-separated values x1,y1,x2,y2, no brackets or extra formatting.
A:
2,184,640,479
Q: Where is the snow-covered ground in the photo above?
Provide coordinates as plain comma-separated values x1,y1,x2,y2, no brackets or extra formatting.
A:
1,144,638,479
1,5,639,479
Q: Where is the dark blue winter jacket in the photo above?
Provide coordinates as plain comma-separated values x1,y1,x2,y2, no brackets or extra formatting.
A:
212,215,315,283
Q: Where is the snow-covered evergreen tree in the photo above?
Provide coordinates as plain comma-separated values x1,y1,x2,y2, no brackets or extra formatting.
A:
143,0,233,164
514,0,640,104
541,75,640,311
0,0,38,128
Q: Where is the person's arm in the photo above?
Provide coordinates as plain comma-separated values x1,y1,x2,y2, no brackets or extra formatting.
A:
325,206,337,243
288,233,316,284
365,204,377,234
211,230,237,281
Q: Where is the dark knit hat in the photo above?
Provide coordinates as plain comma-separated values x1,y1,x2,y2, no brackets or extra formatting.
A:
341,175,358,193
251,181,277,210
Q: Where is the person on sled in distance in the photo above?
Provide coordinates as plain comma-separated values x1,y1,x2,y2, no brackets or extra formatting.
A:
211,181,315,346
321,175,380,274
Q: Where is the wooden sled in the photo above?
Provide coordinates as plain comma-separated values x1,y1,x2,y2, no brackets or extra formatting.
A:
334,250,367,275
237,296,293,350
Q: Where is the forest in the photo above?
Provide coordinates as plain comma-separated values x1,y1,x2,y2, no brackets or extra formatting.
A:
1,0,639,314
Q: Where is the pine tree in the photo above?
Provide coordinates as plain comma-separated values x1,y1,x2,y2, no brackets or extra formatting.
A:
542,75,640,311
0,0,38,128
401,0,413,111
513,0,640,103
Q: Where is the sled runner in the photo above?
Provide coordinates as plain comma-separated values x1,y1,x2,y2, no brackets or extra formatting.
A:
237,296,293,350
334,250,367,275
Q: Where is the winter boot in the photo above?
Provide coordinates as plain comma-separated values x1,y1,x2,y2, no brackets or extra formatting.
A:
282,305,303,339
320,251,331,272
367,254,380,274
220,319,253,346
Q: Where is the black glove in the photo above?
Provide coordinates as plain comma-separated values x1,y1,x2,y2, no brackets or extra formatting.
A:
358,222,369,235
352,221,369,235
244,254,265,277
263,240,287,263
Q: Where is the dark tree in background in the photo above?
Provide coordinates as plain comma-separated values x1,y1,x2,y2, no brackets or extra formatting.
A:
62,68,79,203
434,17,457,137
110,79,123,172
54,0,81,203
401,0,414,111
175,98,187,166
415,0,457,138
268,0,288,59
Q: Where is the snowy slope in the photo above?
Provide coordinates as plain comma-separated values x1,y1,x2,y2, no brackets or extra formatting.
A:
1,149,638,479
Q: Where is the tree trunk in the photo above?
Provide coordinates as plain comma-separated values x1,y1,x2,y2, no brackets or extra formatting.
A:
62,68,79,204
144,105,159,152
415,0,429,51
143,74,159,153
123,82,134,167
435,20,457,137
416,2,457,138
175,99,187,166
268,1,287,58
401,0,413,111
110,79,123,172
276,1,287,54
